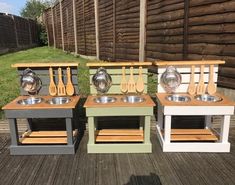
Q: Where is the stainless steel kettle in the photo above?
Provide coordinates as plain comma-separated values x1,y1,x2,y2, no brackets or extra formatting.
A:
92,67,112,94
20,68,42,94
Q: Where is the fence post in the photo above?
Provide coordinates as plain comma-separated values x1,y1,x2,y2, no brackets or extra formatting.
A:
94,0,100,59
43,12,50,46
72,0,78,55
112,0,116,61
59,0,65,51
183,0,189,60
51,7,56,48
11,15,19,48
139,0,147,62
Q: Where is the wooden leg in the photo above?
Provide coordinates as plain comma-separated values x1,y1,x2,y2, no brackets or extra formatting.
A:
88,117,95,144
66,118,73,145
157,104,163,130
8,119,19,146
220,115,231,143
205,115,212,129
164,115,171,143
139,116,144,130
144,116,151,144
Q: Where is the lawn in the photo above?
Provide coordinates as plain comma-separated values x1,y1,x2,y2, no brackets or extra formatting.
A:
0,46,156,119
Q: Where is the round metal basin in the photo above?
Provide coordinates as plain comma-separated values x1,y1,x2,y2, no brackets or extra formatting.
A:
46,97,72,105
166,94,191,102
17,97,44,105
195,94,222,103
121,96,145,103
93,96,117,104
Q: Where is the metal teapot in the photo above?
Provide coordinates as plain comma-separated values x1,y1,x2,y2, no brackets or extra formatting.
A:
20,68,42,94
92,67,112,94
160,66,182,93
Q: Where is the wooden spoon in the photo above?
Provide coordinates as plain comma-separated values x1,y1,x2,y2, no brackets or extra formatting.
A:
120,67,128,93
136,66,144,93
66,67,74,96
196,65,206,95
57,67,66,96
49,67,57,96
128,67,136,93
207,64,216,95
187,65,196,95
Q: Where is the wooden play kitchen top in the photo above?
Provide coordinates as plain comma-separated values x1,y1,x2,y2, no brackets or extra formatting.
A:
2,95,80,110
84,95,155,108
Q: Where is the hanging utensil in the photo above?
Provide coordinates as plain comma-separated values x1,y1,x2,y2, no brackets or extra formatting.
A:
66,67,74,96
207,64,216,95
187,65,196,95
120,67,128,93
136,66,144,93
196,65,206,95
49,67,57,96
128,67,136,93
57,67,66,96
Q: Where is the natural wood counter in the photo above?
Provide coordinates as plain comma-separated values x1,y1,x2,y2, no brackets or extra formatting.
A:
156,93,235,106
2,95,80,110
84,94,155,108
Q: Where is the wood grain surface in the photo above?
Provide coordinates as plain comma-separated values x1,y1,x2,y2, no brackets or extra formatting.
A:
86,62,152,67
12,63,79,68
154,60,225,66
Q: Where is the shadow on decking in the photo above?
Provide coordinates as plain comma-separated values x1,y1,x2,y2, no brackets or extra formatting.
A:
124,173,162,185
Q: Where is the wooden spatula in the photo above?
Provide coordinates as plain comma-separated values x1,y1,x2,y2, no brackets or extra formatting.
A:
136,66,144,93
128,67,136,93
120,67,128,93
57,67,66,96
187,65,196,95
196,65,206,95
207,64,216,95
49,67,57,96
66,67,74,96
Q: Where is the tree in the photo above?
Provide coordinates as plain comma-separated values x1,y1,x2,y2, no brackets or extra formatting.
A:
20,0,48,20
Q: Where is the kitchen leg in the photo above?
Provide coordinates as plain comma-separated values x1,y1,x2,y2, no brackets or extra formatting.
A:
164,115,171,143
144,116,151,144
66,118,73,145
9,118,19,146
88,117,95,144
220,115,230,143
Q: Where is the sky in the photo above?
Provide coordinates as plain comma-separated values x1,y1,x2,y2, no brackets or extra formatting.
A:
0,0,27,15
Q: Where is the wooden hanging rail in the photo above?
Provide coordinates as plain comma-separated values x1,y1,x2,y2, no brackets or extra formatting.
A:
12,62,79,68
154,60,225,66
86,62,152,67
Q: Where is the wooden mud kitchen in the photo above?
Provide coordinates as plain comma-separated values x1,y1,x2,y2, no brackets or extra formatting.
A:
2,63,80,155
154,60,235,152
84,62,155,153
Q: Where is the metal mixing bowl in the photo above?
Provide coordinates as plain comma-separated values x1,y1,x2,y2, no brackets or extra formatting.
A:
195,94,222,102
93,96,117,104
121,96,145,103
165,94,191,102
46,97,72,105
17,97,44,105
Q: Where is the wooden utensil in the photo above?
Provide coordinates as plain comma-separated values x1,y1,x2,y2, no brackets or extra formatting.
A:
136,66,144,93
196,65,206,95
66,67,74,96
57,67,66,96
128,67,136,93
120,67,128,93
187,65,196,95
49,67,57,96
207,64,216,95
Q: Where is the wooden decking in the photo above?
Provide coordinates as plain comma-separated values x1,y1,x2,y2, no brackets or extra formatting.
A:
0,128,235,185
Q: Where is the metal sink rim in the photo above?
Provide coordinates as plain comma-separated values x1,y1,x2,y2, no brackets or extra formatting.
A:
17,97,44,105
93,96,117,104
121,95,146,103
165,94,191,102
194,94,223,103
46,97,72,105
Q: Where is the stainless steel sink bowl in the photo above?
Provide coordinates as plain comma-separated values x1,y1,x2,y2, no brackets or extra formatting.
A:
195,94,222,102
17,97,44,105
46,97,72,105
93,96,117,104
166,94,191,102
121,96,145,103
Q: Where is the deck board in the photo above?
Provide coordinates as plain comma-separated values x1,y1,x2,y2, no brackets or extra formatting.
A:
0,128,235,185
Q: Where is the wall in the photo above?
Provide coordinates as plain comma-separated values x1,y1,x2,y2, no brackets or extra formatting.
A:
0,13,39,54
44,0,235,89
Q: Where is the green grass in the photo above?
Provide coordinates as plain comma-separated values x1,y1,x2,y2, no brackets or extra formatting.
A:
0,46,90,119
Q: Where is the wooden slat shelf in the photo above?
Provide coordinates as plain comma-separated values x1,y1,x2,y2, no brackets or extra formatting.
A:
86,62,152,67
20,130,78,144
154,60,225,66
95,129,144,143
12,63,79,68
161,129,218,141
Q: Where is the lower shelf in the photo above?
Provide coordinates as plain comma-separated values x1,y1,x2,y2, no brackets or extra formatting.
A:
20,130,78,144
95,129,144,142
161,129,218,141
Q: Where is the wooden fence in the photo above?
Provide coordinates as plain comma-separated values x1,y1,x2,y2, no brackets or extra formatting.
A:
44,0,235,89
0,13,40,54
